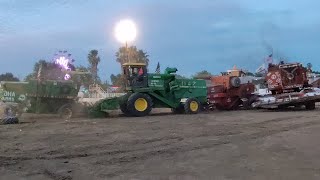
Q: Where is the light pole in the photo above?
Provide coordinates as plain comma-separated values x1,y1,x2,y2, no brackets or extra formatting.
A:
115,19,137,63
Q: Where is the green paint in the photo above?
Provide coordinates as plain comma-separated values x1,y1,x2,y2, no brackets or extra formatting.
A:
91,65,208,117
0,80,79,114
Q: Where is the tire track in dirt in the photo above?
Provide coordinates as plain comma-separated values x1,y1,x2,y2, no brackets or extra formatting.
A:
188,115,309,139
43,169,72,180
1,113,319,178
0,136,184,166
44,136,183,156
248,115,305,126
2,117,318,167
247,120,320,140
90,117,320,180
97,119,320,169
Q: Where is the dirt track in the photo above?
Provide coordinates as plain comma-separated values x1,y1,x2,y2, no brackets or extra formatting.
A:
1,108,320,180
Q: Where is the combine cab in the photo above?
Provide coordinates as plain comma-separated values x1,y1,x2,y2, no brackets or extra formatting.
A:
90,63,208,117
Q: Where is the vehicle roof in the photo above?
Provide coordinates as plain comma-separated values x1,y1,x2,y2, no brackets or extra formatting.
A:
122,62,146,66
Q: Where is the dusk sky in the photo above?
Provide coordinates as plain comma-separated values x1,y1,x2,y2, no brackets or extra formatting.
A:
1,0,320,81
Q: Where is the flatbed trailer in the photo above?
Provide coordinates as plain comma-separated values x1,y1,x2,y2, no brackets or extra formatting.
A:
252,88,320,110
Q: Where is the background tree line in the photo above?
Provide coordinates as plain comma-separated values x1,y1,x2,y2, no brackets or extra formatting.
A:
0,47,151,92
2,50,319,91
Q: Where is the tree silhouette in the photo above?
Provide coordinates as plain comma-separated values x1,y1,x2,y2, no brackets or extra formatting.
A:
116,46,149,66
0,73,19,81
88,50,101,83
192,70,212,79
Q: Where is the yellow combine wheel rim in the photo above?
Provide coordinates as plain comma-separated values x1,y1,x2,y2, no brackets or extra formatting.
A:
189,101,199,112
134,98,148,112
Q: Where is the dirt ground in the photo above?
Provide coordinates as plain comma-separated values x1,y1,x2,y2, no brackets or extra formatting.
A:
1,108,320,180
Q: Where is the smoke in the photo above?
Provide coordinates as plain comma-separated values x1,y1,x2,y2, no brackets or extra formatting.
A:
261,41,289,64
262,39,273,55
260,22,291,64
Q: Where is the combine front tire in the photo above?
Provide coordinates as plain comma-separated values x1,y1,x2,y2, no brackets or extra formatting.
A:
127,93,153,117
305,102,316,110
184,98,201,114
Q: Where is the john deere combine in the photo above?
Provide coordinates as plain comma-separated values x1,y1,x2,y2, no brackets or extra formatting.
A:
0,79,80,120
90,63,208,117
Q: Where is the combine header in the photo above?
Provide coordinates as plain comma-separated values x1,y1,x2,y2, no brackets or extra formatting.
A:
90,63,208,117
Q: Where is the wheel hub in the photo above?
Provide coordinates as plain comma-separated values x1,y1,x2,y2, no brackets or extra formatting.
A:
190,101,199,112
134,98,148,112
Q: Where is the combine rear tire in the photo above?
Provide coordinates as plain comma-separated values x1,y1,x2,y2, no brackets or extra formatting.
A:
184,98,201,114
1,106,19,125
2,117,19,125
127,93,153,117
59,104,73,119
242,95,258,110
305,102,316,110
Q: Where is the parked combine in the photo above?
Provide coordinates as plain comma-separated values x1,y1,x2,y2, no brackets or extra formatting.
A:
267,62,309,94
200,67,256,110
0,79,81,120
89,63,208,117
253,62,320,109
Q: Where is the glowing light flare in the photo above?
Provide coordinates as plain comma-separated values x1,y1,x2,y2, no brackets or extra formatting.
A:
64,74,71,80
55,56,70,70
114,19,137,44
54,55,72,80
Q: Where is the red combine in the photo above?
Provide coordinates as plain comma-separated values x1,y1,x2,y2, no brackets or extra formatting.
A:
205,67,256,110
266,62,309,94
253,62,320,110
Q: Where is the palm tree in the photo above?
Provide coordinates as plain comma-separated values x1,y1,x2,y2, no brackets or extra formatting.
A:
88,50,101,83
193,70,212,79
115,47,128,65
137,49,149,66
115,46,149,66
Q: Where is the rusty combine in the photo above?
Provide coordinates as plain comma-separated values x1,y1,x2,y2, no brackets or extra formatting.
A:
266,62,309,94
253,62,320,110
201,67,256,110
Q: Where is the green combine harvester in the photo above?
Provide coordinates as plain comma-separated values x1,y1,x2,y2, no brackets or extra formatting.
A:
0,79,80,120
90,63,208,117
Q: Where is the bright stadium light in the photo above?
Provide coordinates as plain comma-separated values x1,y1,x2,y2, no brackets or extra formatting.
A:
114,19,137,44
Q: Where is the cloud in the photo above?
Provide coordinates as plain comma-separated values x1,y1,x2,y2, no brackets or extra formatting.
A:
2,0,320,79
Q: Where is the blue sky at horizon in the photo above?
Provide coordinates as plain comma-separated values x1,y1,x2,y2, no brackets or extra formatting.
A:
1,0,320,81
